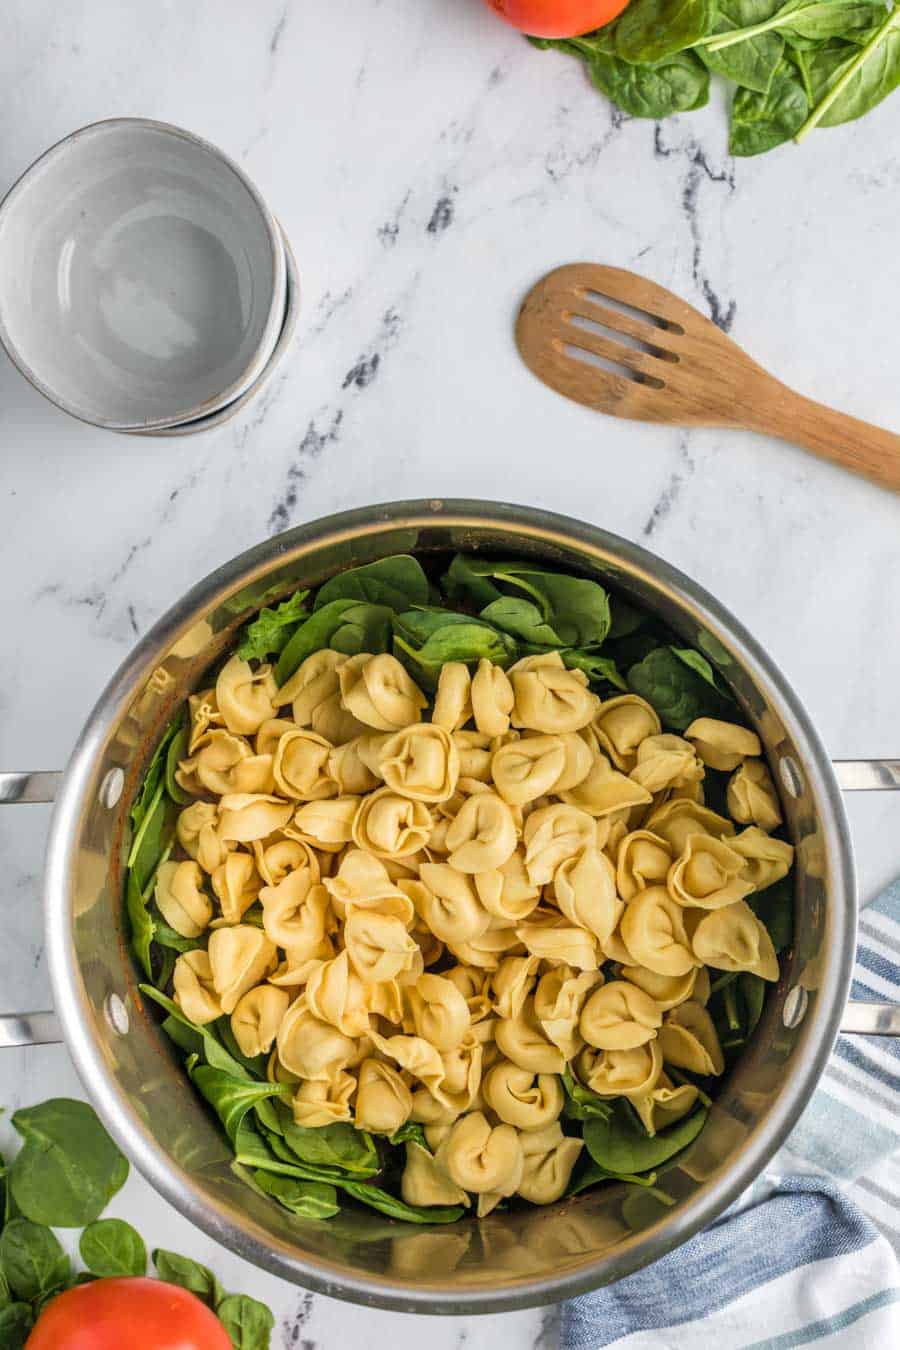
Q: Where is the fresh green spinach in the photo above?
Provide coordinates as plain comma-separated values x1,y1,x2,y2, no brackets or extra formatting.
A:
252,1170,340,1219
0,1220,70,1302
583,1101,708,1177
314,555,430,611
237,589,310,662
698,0,785,92
338,1180,465,1225
730,61,811,151
615,0,719,64
189,1063,293,1148
151,1248,224,1308
216,1292,276,1349
275,600,393,683
748,874,794,951
0,1303,33,1348
79,1218,147,1278
10,1100,128,1228
591,48,712,115
627,646,733,728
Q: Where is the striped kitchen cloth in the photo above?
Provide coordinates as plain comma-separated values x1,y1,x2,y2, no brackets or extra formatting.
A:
561,880,900,1350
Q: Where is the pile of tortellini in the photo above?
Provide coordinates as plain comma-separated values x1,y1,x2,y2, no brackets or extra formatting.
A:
155,643,793,1215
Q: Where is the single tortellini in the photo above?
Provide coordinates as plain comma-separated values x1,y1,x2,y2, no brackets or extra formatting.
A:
304,950,371,1037
422,1037,484,1120
491,734,588,806
511,662,599,734
471,659,515,737
727,759,782,832
659,1000,725,1075
729,827,794,891
668,833,755,911
482,1061,564,1130
445,925,522,971
276,994,357,1080
407,973,472,1051
437,1111,524,1197
489,955,540,1021
576,1040,663,1100
620,886,697,977
452,730,493,782
255,838,319,887
189,730,275,796
631,1073,700,1137
416,863,491,943
176,801,230,874
154,860,212,938
445,964,492,1023
616,830,674,903
560,754,653,818
516,1122,583,1206
260,870,325,950
474,847,541,924
591,694,662,770
645,799,735,855
325,848,412,922
629,734,705,795
275,649,345,723
352,787,432,859
685,717,762,771
217,793,294,843
355,1058,413,1135
292,1071,356,1127
692,901,779,981
495,997,566,1075
523,803,597,885
255,717,297,757
312,691,369,747
554,846,623,944
534,966,600,1059
207,924,277,1015
621,963,702,1012
211,852,261,926
273,729,337,802
444,792,517,873
369,1030,447,1098
580,980,663,1050
402,1141,470,1208
291,797,360,853
377,723,460,803
516,913,599,971
344,909,420,985
172,949,222,1024
339,653,427,731
327,737,381,795
216,655,278,736
431,662,473,732
230,984,289,1058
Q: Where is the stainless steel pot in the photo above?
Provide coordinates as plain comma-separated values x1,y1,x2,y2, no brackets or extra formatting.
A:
2,500,898,1314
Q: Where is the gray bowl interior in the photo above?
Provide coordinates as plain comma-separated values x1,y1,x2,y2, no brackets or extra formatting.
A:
46,502,855,1312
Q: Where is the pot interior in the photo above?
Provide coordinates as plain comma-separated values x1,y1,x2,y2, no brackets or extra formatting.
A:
49,504,854,1312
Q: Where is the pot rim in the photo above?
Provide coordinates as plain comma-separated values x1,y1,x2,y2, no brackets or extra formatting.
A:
44,499,856,1313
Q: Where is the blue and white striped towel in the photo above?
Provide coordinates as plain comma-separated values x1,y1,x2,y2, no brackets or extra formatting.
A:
562,882,900,1350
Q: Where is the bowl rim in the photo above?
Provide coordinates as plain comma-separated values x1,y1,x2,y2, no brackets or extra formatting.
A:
44,501,857,1313
0,115,287,431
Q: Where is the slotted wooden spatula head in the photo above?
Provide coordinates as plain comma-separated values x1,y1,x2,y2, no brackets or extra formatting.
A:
516,263,773,428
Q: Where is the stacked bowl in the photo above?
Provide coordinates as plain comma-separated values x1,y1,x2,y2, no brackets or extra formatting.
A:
0,118,298,435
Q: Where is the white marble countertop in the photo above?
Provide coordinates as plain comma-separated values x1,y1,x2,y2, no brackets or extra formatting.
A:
2,1,899,1345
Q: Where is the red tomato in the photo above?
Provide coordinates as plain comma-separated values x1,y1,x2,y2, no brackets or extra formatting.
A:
26,1277,232,1350
484,0,631,38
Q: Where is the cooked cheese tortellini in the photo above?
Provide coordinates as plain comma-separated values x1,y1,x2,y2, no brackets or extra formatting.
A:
276,995,357,1080
482,1062,564,1129
592,694,662,771
416,863,491,943
523,803,597,885
474,847,541,923
658,1000,725,1075
402,1141,470,1208
275,650,345,723
629,734,705,795
292,1071,356,1127
468,659,514,737
685,717,762,771
273,729,337,801
211,851,260,926
631,1073,700,1137
495,997,566,1075
327,737,380,796
510,660,599,734
553,846,622,943
668,833,755,911
352,787,432,859
216,655,278,735
560,754,653,818
533,966,600,1059
176,800,231,874
445,792,517,872
727,759,782,832
207,924,277,1015
489,955,541,1020
231,984,289,1058
378,723,460,803
344,909,420,984
291,796,360,852
692,901,780,981
620,886,697,977
580,980,663,1051
217,793,294,843
516,912,599,971
621,963,702,1012
173,949,222,1024
304,950,372,1037
155,860,212,938
729,827,794,891
407,973,471,1051
645,799,735,855
188,730,275,796
355,1058,413,1135
260,871,329,951
339,653,427,731
437,1110,524,1197
431,662,473,732
516,1122,583,1205
576,1041,663,1100
616,830,674,903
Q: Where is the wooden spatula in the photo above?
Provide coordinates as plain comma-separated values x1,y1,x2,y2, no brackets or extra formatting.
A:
516,264,900,493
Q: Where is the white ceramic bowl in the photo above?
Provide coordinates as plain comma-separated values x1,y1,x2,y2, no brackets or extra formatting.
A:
0,118,286,430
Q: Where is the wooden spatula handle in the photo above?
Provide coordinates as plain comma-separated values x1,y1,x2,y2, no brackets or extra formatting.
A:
748,383,900,493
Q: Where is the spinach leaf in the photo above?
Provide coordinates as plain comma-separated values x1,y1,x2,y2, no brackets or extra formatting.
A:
703,0,886,50
442,554,505,609
164,723,192,806
237,589,310,662
528,31,618,58
393,615,516,688
584,1100,708,1176
748,874,794,951
730,60,811,152
275,600,393,683
0,1219,70,1301
141,985,252,1080
562,1067,614,1122
277,1117,379,1176
79,1218,147,1277
0,1304,33,1349
388,1121,429,1148
698,0,785,93
216,1292,276,1349
252,1170,340,1219
10,1099,128,1227
127,785,175,895
339,1180,465,1225
480,596,563,646
590,48,711,115
797,5,900,133
126,869,156,981
627,646,734,729
216,1018,269,1080
560,649,628,691
615,0,719,64
461,560,612,648
567,1156,661,1194
740,972,767,1034
254,1097,285,1137
235,1120,355,1186
189,1063,293,1148
315,556,430,611
152,1248,224,1308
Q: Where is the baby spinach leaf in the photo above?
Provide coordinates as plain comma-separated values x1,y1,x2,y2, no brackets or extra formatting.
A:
128,785,175,894
127,869,156,981
254,1097,285,1137
748,874,794,951
705,0,886,49
339,1180,465,1225
10,1099,128,1227
730,58,812,150
608,599,646,640
615,0,719,64
152,1249,224,1308
798,5,900,131
567,1156,660,1195
698,0,785,93
237,589,310,662
584,1100,708,1176
454,560,612,648
590,48,711,115
216,1292,276,1349
394,618,516,689
275,600,393,683
740,972,768,1034
528,31,617,58
164,723,192,806
480,597,563,646
216,1019,269,1080
442,554,505,609
388,1121,429,1148
140,985,252,1080
189,1063,293,1148
627,646,734,729
277,1113,379,1177
562,1067,614,1122
561,649,628,691
315,556,430,612
0,1219,70,1302
253,1170,340,1219
79,1218,147,1278
0,1304,33,1349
